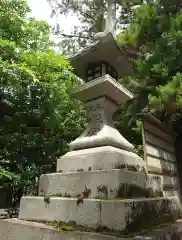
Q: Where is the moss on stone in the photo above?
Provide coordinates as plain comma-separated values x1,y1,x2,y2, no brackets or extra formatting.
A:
76,185,91,206
124,199,181,235
31,213,180,238
97,185,108,197
44,183,163,201
95,184,163,199
60,225,74,231
45,218,180,238
117,183,163,199
45,192,71,199
114,164,139,172
95,196,121,200
43,195,50,204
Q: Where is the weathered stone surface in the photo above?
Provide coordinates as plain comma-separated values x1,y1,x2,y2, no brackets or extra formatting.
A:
72,75,133,105
38,170,163,198
19,197,101,229
1,218,182,240
18,197,180,231
70,97,134,151
133,224,182,240
70,76,135,151
0,218,122,240
57,146,146,173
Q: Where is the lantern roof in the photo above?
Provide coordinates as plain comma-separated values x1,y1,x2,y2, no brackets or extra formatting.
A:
69,32,134,81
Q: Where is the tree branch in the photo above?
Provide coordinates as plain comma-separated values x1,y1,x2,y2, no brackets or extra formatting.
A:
54,33,92,39
77,8,97,23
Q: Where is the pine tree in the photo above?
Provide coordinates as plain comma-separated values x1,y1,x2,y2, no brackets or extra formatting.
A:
117,0,182,134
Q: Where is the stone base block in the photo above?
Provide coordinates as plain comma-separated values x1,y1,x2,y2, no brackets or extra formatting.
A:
57,146,146,173
18,196,180,232
1,218,182,240
19,197,101,229
38,170,163,198
0,218,120,240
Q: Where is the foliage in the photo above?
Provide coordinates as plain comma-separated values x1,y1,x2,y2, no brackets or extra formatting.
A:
0,0,85,211
47,0,142,54
0,0,53,51
115,0,182,144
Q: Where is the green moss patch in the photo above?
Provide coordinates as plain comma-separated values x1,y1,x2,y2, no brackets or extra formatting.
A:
95,183,163,200
45,218,179,238
117,183,163,198
114,164,146,173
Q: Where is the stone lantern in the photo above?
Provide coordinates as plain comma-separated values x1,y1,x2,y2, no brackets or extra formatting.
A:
17,10,148,233
68,32,135,153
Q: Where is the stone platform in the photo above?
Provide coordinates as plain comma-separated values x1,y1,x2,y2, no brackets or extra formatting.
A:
1,217,182,240
0,218,121,240
18,196,180,231
57,146,146,173
38,169,163,198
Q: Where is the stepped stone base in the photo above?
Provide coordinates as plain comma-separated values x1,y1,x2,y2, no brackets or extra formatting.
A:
0,218,120,240
1,218,182,240
18,196,180,232
38,170,163,198
57,146,146,173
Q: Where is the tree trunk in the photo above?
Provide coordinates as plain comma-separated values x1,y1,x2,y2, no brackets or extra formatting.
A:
106,0,116,36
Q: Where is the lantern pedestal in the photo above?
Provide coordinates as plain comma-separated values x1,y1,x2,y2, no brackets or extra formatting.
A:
70,75,134,151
